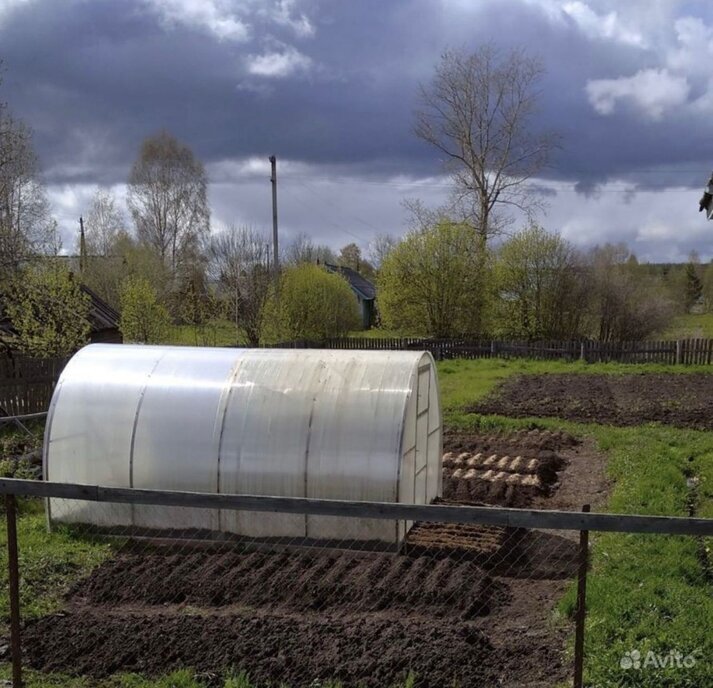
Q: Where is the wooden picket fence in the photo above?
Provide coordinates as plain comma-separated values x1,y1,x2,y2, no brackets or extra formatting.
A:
0,355,68,417
273,337,713,365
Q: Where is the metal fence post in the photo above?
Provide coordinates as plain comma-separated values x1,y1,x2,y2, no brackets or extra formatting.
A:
5,494,22,687
573,504,590,688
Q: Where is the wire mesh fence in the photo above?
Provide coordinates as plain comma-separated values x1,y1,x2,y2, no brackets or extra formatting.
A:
0,482,711,688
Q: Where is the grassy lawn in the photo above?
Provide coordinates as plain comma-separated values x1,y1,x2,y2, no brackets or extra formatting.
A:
163,320,246,347
436,359,713,687
660,312,713,339
0,501,116,627
0,358,711,686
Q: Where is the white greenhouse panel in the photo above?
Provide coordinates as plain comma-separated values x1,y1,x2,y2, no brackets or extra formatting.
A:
131,347,241,531
45,345,166,527
44,345,443,547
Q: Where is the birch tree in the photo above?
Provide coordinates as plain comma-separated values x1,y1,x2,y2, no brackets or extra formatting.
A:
127,131,209,274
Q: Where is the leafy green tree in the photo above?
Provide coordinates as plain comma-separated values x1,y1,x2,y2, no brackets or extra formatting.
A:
261,264,360,342
493,224,587,339
119,276,171,344
3,264,91,356
377,220,489,337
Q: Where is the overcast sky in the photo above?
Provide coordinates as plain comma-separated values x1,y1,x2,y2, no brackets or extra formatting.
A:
3,0,713,261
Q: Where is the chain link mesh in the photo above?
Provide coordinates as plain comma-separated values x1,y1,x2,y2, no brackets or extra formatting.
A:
1,426,710,687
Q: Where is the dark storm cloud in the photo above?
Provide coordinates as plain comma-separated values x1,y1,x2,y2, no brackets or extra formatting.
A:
1,0,709,191
3,0,713,259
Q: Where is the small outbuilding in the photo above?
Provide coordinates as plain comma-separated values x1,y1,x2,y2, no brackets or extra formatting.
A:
44,345,442,547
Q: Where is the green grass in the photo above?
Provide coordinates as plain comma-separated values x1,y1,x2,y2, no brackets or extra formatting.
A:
0,500,116,627
436,358,713,687
3,358,712,686
0,666,415,687
659,312,713,339
163,320,246,347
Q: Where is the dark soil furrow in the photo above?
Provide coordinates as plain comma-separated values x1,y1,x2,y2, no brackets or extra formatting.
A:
470,372,713,430
23,610,500,687
67,547,502,618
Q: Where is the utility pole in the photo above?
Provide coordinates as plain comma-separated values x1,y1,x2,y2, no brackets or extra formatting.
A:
269,155,279,276
79,216,87,275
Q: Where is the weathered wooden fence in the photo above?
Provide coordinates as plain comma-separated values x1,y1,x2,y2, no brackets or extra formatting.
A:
1,338,709,417
271,337,713,365
0,355,68,416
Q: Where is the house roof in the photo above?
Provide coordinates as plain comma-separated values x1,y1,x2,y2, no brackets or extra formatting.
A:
0,282,120,337
324,263,376,300
80,284,120,332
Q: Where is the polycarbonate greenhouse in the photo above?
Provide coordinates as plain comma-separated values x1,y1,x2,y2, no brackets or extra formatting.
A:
44,345,442,546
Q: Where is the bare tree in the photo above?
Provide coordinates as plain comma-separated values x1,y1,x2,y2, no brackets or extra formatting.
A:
83,189,125,256
338,242,375,278
368,233,398,270
128,131,209,274
208,226,272,346
0,113,56,271
588,244,675,341
415,45,557,245
338,243,361,271
283,232,335,265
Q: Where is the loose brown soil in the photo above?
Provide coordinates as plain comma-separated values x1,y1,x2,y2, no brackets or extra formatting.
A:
20,429,608,687
66,547,506,619
471,372,713,430
24,610,499,687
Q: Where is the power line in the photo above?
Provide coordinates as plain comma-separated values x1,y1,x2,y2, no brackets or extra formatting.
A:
280,183,369,244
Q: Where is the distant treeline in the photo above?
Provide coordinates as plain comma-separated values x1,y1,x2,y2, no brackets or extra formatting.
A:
375,223,707,342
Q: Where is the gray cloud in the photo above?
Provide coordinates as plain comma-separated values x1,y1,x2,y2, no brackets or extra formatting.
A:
2,0,713,259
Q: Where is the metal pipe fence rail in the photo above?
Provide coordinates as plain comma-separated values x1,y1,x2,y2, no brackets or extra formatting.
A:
1,477,712,688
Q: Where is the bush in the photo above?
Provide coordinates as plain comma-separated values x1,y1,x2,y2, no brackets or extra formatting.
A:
377,221,489,337
119,276,171,344
3,263,91,356
261,264,360,343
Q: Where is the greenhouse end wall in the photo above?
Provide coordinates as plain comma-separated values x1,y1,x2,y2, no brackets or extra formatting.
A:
44,345,442,547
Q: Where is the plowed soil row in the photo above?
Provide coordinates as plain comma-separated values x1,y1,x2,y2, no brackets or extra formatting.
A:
67,546,505,619
470,373,713,429
445,428,580,454
24,610,498,687
20,427,603,687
